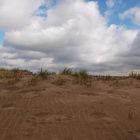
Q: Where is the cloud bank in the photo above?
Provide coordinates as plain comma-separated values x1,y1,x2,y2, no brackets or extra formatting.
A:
120,7,140,25
0,0,139,74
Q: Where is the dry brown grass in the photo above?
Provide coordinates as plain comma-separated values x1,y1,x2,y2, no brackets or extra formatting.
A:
129,71,140,80
0,68,32,79
60,67,73,75
0,69,23,86
1,68,140,89
28,75,39,86
37,69,48,79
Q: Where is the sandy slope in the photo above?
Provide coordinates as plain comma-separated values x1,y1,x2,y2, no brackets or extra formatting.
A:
0,75,140,140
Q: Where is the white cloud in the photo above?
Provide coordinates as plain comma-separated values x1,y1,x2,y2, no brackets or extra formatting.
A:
0,0,42,30
120,7,140,25
0,0,139,74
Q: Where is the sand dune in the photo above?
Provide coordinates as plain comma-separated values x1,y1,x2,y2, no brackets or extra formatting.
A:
0,74,140,140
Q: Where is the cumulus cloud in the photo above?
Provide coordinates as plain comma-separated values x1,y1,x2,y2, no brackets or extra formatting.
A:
0,0,139,74
120,7,140,25
0,0,42,30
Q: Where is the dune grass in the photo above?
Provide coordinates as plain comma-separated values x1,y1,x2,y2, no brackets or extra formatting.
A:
60,67,73,75
129,71,140,80
37,68,48,79
1,68,140,88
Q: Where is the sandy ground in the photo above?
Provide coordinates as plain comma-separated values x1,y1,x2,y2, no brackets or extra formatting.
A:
0,74,140,140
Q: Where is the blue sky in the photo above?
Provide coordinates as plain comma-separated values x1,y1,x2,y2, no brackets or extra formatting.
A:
96,0,140,28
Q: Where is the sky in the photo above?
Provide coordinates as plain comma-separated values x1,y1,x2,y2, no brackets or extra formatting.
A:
0,0,140,75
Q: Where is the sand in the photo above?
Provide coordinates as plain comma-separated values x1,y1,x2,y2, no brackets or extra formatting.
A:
0,74,140,140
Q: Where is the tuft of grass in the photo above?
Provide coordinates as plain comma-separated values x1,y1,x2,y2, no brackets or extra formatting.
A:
0,68,23,80
37,69,48,79
0,68,27,86
11,68,23,80
128,110,134,120
73,69,92,87
103,75,113,81
78,69,89,80
129,71,140,80
0,68,33,79
94,75,115,81
60,67,73,75
28,75,39,86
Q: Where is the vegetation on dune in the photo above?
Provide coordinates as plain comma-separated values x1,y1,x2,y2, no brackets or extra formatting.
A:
27,69,49,86
73,69,92,87
37,68,48,79
0,68,140,88
60,67,73,75
0,68,33,85
0,68,32,79
94,75,115,81
129,71,140,80
28,75,39,86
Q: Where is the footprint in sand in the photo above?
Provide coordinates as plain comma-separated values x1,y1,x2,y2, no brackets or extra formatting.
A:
90,111,116,124
23,92,40,99
81,92,99,96
133,130,140,140
2,103,15,110
102,116,116,123
90,111,106,118
34,112,72,123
